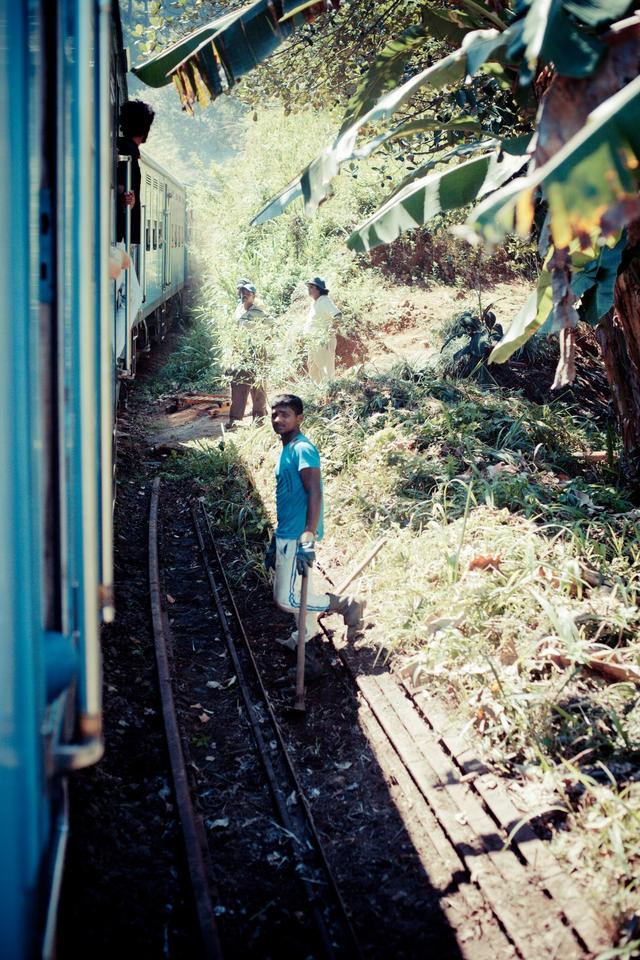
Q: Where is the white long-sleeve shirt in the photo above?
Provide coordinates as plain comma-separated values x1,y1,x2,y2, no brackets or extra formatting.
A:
303,294,341,343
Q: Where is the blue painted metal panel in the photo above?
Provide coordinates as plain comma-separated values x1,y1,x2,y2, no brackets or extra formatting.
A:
59,0,102,722
0,3,48,958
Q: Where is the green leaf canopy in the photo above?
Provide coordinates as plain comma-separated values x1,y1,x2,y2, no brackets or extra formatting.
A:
252,26,516,225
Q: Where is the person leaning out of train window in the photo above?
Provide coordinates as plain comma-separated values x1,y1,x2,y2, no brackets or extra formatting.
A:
303,277,342,384
116,100,155,263
227,281,270,429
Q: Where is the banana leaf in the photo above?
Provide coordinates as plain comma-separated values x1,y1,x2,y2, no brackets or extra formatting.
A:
561,0,634,28
252,25,517,225
339,23,430,134
508,0,603,81
347,147,528,252
133,0,340,94
489,234,625,363
469,75,640,247
131,10,241,88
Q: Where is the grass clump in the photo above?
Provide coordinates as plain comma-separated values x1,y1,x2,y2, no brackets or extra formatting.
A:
145,313,224,398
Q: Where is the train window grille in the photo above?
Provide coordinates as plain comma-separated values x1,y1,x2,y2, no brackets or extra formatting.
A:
145,175,151,251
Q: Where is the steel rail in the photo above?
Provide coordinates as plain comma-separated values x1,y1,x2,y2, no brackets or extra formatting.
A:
192,502,363,960
148,479,223,960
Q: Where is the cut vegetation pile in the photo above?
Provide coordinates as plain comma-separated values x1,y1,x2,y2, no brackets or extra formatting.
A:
165,359,640,945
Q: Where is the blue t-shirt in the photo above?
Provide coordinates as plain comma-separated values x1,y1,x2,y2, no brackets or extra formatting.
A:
275,433,324,541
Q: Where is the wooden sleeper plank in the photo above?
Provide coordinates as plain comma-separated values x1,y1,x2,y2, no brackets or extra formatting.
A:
358,702,516,960
410,690,611,955
357,673,583,960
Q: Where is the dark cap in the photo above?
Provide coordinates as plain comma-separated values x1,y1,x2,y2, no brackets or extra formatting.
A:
306,276,328,294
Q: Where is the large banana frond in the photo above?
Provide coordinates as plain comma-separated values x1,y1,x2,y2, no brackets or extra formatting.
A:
508,0,604,81
252,25,517,226
488,234,625,364
132,0,340,107
468,75,640,248
563,0,636,26
347,145,529,253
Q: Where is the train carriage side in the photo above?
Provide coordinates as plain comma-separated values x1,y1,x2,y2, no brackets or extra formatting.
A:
0,1,191,956
0,1,122,957
130,153,186,357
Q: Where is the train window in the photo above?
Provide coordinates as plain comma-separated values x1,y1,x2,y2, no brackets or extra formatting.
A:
152,180,158,249
145,175,152,252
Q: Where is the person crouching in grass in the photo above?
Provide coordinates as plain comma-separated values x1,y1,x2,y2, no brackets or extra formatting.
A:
265,394,364,671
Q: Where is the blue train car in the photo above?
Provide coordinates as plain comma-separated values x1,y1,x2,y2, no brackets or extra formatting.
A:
115,150,187,374
0,3,186,957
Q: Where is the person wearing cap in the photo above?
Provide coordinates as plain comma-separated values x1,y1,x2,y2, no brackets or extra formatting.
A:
228,282,270,426
303,277,342,384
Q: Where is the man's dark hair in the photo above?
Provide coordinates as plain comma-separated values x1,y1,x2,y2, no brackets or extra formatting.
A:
272,394,303,415
120,100,155,140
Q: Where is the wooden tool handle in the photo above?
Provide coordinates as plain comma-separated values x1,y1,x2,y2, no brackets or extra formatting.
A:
294,571,310,712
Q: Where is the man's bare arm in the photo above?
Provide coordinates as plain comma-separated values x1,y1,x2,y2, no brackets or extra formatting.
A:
299,467,322,539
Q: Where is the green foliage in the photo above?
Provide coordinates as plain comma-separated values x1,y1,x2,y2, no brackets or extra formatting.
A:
189,105,395,384
348,145,528,253
252,25,518,225
206,1,637,387
149,313,224,396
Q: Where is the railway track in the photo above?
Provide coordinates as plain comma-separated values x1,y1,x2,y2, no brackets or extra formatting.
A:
149,478,610,960
149,479,361,959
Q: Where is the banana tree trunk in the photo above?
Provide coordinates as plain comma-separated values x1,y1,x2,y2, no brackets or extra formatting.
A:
596,243,640,465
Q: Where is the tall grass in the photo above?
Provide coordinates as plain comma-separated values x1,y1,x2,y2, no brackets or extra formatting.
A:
188,105,395,385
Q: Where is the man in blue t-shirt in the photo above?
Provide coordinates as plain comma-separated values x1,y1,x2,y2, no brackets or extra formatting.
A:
265,394,364,654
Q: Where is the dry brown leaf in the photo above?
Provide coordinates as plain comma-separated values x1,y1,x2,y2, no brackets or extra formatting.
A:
198,713,211,724
468,554,502,572
536,566,560,588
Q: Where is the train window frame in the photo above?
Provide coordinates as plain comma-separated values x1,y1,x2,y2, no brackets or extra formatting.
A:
145,175,151,251
152,179,157,250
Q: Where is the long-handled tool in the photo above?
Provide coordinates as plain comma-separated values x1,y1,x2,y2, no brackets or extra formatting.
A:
294,570,310,713
333,537,387,596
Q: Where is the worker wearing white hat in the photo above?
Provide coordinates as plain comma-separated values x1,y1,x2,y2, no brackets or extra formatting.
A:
303,277,342,384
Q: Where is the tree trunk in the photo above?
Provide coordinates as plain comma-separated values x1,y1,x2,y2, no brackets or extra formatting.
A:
596,237,640,469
